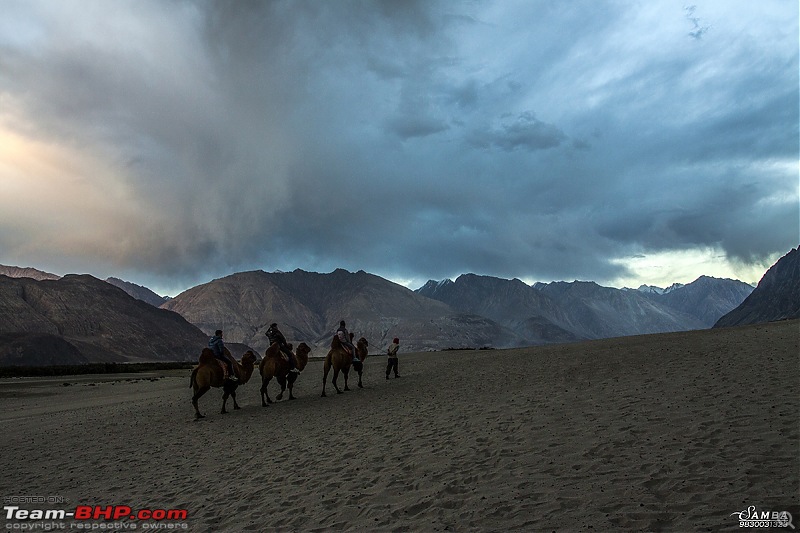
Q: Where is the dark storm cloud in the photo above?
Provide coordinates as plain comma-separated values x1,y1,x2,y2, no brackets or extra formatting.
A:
387,115,450,140
0,0,797,293
468,111,568,151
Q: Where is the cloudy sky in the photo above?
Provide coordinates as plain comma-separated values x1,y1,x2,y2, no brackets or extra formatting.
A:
1,0,797,296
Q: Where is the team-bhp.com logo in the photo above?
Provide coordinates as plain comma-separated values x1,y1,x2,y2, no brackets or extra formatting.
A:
730,505,794,529
4,505,189,529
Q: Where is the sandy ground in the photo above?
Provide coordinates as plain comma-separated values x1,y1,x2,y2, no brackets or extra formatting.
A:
0,320,798,532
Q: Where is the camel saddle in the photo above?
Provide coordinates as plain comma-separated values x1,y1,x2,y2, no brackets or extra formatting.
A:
216,359,235,380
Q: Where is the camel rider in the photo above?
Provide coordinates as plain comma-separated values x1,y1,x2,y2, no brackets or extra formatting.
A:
208,330,237,381
337,320,359,363
266,323,299,373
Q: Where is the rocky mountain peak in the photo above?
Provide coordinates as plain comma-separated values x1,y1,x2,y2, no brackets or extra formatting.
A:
715,247,800,327
0,265,61,281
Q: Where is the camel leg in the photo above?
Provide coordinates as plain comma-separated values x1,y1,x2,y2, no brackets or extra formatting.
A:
231,387,241,410
221,382,239,414
287,373,298,400
333,368,343,394
322,366,329,397
276,375,287,401
192,386,210,419
343,369,350,392
353,361,364,388
221,390,229,414
261,376,272,406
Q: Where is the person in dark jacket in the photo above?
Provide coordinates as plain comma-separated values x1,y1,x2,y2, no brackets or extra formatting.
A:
386,337,400,379
208,330,236,381
266,323,299,373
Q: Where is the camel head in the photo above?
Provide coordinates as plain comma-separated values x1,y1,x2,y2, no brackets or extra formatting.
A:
356,337,369,360
235,350,257,384
296,342,311,357
295,342,311,371
241,350,257,367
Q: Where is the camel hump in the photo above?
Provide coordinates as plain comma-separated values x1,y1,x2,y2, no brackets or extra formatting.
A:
264,343,283,360
199,347,216,365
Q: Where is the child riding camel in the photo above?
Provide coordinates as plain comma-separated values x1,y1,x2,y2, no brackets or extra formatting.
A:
336,320,359,363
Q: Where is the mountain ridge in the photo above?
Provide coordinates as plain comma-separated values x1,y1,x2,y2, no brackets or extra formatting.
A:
0,274,209,366
161,269,515,354
0,265,60,281
105,277,170,307
714,247,800,327
417,273,753,342
1,249,788,365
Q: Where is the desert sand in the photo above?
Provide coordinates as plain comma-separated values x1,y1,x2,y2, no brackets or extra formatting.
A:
1,320,798,532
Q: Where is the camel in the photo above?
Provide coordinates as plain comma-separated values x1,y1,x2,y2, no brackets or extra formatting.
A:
259,342,311,405
190,347,257,419
321,335,369,397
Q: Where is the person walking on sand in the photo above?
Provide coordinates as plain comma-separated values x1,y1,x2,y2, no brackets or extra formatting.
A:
208,329,236,381
386,337,400,379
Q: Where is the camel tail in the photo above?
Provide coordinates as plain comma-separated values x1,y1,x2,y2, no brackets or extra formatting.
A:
190,367,198,389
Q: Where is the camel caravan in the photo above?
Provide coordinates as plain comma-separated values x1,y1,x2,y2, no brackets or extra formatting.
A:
190,321,375,419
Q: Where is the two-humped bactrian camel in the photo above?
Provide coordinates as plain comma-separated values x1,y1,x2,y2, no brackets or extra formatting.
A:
259,342,311,405
321,335,369,397
190,347,256,419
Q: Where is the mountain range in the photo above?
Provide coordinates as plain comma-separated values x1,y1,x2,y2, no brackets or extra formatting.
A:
0,274,207,365
2,245,797,365
416,274,753,345
160,269,508,355
0,266,170,306
159,268,753,354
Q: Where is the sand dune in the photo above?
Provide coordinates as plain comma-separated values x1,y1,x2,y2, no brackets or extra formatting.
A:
1,320,798,532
